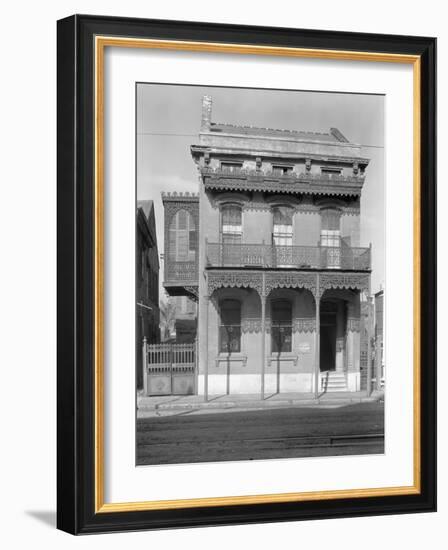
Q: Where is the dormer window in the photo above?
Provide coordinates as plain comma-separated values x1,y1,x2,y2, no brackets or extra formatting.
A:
221,161,243,173
272,164,293,175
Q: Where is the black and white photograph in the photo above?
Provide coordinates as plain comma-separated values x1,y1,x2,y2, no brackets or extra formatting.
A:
135,84,385,466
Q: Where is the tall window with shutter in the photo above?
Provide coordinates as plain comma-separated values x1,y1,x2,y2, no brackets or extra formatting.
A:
169,210,196,262
219,299,241,353
272,206,293,266
221,205,242,245
271,299,293,353
221,205,242,265
320,208,341,268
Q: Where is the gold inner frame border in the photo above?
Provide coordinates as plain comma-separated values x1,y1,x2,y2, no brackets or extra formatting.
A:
94,35,421,513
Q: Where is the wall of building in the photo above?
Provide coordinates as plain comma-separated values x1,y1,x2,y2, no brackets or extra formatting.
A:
198,286,362,395
200,190,360,249
341,211,361,247
198,287,317,395
196,180,364,395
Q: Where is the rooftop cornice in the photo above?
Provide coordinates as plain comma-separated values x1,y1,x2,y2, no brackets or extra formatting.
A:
190,145,370,166
198,129,362,150
161,191,199,202
206,123,351,144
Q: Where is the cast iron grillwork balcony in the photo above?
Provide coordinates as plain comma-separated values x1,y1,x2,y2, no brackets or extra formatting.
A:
164,260,198,284
201,166,365,184
206,243,371,271
200,166,366,196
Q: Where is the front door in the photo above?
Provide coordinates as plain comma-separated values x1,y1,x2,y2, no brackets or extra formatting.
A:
320,302,337,371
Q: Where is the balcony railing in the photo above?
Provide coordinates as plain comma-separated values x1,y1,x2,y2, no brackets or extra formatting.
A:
201,166,365,185
206,243,371,271
164,260,198,284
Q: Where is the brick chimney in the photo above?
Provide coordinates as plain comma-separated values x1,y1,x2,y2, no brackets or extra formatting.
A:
201,95,212,130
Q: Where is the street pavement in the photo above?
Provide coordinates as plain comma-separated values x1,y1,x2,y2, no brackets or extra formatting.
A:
136,401,384,465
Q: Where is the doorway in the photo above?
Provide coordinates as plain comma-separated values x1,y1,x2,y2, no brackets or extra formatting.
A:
320,301,338,371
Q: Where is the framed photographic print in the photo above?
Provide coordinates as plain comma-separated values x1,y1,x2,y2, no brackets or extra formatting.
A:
57,14,436,534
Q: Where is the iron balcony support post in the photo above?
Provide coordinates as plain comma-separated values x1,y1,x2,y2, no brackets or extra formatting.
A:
170,343,173,395
366,304,373,397
261,273,266,400
204,294,209,402
314,273,320,399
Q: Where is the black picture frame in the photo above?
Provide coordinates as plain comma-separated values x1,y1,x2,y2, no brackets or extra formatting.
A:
57,14,436,535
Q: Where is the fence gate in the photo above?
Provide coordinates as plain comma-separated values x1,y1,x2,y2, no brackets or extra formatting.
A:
143,341,196,396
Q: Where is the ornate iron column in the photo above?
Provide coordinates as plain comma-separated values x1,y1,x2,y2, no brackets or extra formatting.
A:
261,273,266,399
204,294,209,402
314,273,320,399
366,302,372,396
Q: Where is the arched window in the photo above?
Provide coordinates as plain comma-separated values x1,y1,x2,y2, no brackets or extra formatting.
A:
271,299,293,353
169,210,196,261
272,206,293,246
221,204,242,245
219,299,241,353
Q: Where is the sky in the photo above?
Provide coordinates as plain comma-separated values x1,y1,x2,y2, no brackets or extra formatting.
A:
137,84,385,294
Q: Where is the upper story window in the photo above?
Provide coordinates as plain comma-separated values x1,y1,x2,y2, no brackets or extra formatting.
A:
169,209,196,262
320,209,341,247
272,164,293,176
271,299,293,353
220,161,243,173
221,205,242,245
321,167,342,175
321,208,341,268
219,299,241,353
272,206,293,247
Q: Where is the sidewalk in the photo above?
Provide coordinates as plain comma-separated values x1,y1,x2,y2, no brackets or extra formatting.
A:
137,390,384,418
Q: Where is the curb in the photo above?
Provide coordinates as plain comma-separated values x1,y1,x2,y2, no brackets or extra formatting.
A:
137,394,382,413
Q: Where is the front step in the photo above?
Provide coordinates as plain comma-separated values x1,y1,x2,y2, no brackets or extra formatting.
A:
321,371,348,392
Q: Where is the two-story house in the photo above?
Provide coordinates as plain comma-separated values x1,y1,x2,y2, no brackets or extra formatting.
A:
163,96,371,398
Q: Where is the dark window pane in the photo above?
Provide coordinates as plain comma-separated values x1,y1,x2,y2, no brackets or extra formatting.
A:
220,299,241,325
219,325,241,353
271,326,292,353
271,300,292,352
189,230,197,251
221,162,242,173
272,299,292,323
219,299,241,353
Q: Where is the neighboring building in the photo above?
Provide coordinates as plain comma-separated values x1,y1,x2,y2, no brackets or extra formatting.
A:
161,191,199,344
163,96,372,396
136,200,160,389
159,296,198,343
173,296,197,343
374,288,385,387
360,294,374,391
